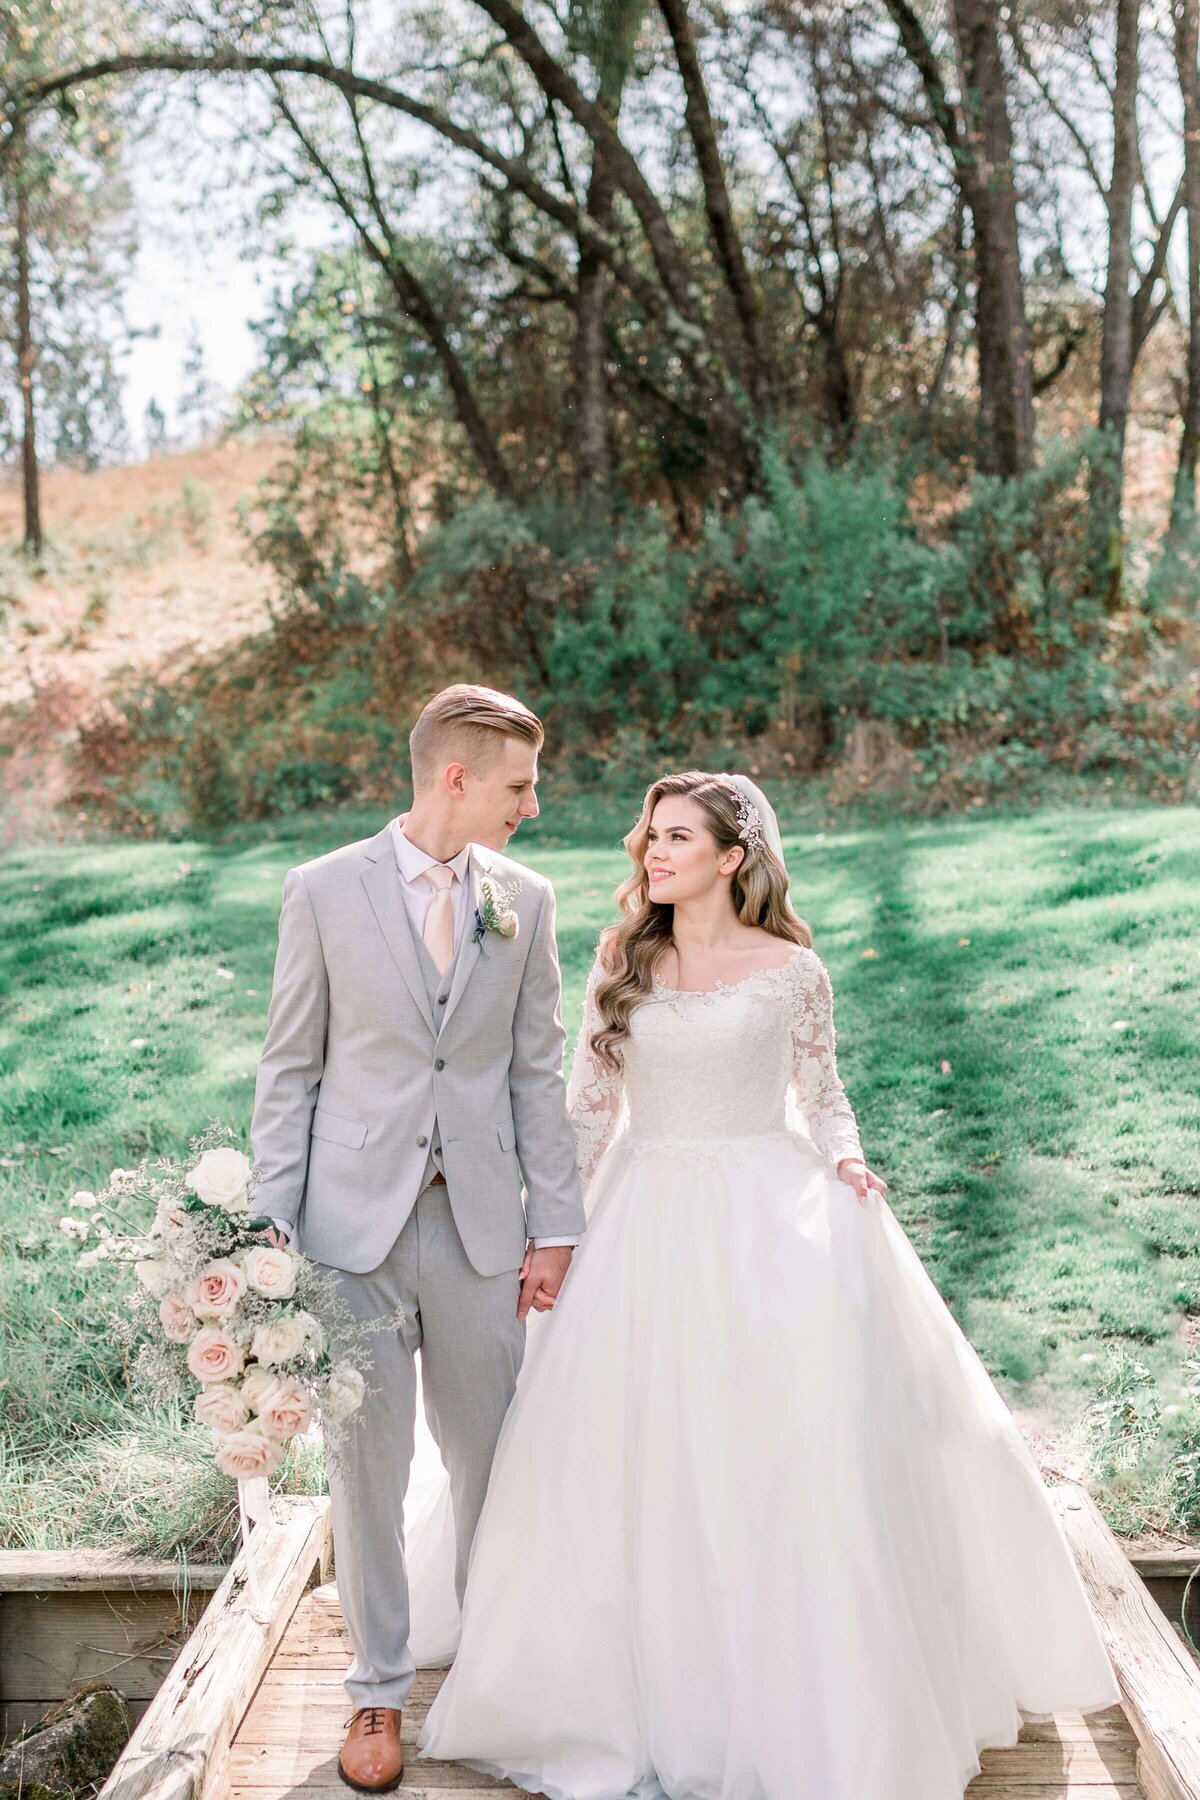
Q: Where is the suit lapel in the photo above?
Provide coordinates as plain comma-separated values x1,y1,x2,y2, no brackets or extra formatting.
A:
439,845,490,1033
360,828,436,1036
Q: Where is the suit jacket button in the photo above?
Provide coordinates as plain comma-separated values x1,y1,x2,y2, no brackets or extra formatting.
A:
416,1135,428,1148
434,1057,445,1070
437,995,448,1005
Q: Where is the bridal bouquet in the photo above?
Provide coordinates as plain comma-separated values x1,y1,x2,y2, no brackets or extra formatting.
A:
61,1128,379,1480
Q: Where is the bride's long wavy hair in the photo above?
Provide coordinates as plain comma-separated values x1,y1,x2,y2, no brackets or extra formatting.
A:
590,771,813,1073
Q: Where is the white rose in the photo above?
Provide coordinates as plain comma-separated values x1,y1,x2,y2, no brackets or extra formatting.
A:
194,1382,252,1434
257,1378,315,1441
495,909,519,939
213,1422,285,1480
325,1364,366,1423
185,1147,253,1214
186,1258,249,1320
186,1326,245,1384
250,1314,309,1366
239,1366,282,1413
135,1258,172,1295
240,1244,298,1300
159,1292,196,1344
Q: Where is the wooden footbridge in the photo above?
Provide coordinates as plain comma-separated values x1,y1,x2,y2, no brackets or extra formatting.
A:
64,1489,1200,1800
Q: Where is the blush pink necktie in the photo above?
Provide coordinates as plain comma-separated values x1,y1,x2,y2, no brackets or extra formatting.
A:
420,864,456,975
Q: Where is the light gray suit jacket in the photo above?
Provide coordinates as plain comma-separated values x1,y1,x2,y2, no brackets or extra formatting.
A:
249,823,586,1276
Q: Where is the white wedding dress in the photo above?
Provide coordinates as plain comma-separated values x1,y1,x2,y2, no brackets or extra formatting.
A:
413,943,1120,1800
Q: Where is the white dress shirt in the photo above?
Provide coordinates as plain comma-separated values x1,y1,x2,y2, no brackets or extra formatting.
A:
389,813,474,952
272,816,577,1251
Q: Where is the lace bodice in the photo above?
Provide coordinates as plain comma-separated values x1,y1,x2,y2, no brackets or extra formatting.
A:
565,944,863,1186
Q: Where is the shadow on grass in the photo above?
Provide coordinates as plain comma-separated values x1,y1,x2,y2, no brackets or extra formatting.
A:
826,822,1184,1393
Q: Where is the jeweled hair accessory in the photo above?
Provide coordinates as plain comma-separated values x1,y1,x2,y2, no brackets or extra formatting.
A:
727,783,764,852
717,772,788,877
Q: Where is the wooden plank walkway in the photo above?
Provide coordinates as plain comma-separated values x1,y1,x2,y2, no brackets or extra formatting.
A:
223,1583,1144,1800
98,1486,1200,1800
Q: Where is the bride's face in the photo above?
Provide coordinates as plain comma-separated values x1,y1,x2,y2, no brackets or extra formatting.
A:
644,797,743,903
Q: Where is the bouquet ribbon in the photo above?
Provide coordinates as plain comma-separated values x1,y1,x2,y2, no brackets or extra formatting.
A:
237,1475,273,1623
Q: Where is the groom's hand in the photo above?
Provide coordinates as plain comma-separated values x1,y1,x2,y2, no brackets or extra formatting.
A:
517,1244,573,1318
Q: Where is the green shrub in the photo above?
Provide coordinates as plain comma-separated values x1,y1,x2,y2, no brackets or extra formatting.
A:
66,431,1195,829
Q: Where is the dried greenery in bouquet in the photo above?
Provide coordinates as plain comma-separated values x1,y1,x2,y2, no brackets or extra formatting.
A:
59,1126,395,1483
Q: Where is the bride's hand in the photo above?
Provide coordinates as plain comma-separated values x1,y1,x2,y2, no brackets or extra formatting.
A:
838,1158,887,1205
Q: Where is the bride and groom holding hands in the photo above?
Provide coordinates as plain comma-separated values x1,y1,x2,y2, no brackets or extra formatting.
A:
250,683,1120,1800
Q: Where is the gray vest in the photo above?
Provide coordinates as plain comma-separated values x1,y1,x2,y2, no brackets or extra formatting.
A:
412,924,462,1191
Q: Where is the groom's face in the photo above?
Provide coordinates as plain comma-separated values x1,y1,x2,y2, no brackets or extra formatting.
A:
463,737,541,850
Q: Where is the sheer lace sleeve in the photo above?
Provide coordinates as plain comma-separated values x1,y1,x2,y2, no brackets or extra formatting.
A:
789,949,864,1173
565,949,626,1187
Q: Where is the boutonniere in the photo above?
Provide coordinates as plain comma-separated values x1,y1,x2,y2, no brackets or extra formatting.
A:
472,875,522,947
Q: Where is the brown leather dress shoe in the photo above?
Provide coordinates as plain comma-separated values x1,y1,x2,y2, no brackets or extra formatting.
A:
338,1706,404,1793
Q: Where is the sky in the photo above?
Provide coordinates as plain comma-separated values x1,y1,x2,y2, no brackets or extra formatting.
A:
120,194,267,454
115,85,335,459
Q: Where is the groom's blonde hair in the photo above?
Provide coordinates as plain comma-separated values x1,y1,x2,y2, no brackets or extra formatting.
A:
410,684,544,790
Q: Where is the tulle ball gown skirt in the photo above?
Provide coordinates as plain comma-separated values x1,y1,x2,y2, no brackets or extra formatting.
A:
418,1128,1120,1800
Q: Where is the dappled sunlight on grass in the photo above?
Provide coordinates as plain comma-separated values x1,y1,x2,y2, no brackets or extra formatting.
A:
1,801,1197,1545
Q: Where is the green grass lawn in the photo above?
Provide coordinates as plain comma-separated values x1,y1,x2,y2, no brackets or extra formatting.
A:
1,800,1198,1557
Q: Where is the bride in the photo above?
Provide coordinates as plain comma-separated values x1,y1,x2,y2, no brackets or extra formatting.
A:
412,770,1120,1800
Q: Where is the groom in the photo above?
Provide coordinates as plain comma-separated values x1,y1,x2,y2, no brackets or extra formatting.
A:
250,684,586,1792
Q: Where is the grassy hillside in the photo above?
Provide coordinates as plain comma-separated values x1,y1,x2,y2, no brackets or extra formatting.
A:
0,439,284,845
0,801,1198,1555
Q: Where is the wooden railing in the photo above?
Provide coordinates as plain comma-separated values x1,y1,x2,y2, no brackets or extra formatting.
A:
1053,1484,1200,1800
96,1495,331,1800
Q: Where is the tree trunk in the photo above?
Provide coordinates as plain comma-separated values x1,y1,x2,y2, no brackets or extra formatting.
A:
949,0,1035,476
14,122,42,556
463,0,760,483
361,330,416,585
1093,0,1141,601
382,253,515,500
655,0,770,414
1172,0,1200,530
1099,0,1140,447
573,141,618,523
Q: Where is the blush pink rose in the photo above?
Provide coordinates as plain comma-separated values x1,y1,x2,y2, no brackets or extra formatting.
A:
159,1292,195,1344
186,1327,245,1384
187,1259,249,1321
239,1366,281,1413
257,1378,315,1442
214,1423,285,1480
194,1382,252,1435
250,1314,309,1366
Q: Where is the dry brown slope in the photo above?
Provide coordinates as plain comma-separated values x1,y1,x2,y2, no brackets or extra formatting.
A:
0,436,285,842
